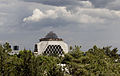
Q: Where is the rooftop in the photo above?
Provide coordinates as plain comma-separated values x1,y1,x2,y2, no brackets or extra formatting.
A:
45,31,58,39
39,31,63,41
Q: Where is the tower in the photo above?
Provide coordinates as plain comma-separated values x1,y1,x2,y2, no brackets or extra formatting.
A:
34,31,68,56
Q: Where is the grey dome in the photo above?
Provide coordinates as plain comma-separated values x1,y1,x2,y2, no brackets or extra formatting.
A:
45,31,58,39
39,31,63,41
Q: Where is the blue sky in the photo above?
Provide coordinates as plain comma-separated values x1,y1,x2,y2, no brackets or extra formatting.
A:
0,0,120,52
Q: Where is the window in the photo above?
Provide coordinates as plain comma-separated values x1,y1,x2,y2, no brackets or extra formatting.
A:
13,46,19,50
44,45,63,55
34,44,38,52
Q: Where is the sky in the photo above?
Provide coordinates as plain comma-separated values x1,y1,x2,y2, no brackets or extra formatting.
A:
0,0,120,52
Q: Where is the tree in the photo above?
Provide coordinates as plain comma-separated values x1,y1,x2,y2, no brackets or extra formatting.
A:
33,55,64,76
17,49,34,76
63,45,120,76
62,46,89,76
0,42,12,76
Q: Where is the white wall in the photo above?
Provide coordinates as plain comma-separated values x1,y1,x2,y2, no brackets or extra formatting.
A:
36,41,68,55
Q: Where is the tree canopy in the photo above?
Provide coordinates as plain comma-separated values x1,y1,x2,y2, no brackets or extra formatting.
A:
0,43,120,76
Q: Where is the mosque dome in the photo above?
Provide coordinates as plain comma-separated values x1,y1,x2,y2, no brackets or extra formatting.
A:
45,31,58,39
39,31,63,41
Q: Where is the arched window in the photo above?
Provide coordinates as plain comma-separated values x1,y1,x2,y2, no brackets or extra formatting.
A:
34,44,38,52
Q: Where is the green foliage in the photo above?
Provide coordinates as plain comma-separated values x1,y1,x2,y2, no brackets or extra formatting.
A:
0,43,120,76
0,42,12,76
32,55,61,76
63,45,120,76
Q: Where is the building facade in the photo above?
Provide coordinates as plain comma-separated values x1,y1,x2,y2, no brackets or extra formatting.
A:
34,31,68,56
9,45,20,55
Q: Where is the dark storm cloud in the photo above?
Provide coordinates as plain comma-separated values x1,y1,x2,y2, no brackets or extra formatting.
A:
23,0,78,6
89,0,113,8
23,0,120,10
22,0,112,8
22,0,93,8
106,0,120,10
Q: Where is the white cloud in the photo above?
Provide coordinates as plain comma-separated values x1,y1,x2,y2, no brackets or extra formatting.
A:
78,14,104,23
23,6,120,24
23,7,105,24
79,1,93,8
75,7,120,17
23,8,58,22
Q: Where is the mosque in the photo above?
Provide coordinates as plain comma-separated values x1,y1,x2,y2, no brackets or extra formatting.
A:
34,31,69,56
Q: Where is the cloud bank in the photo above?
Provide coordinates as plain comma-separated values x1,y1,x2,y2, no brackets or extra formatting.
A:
23,7,120,25
1,0,120,52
